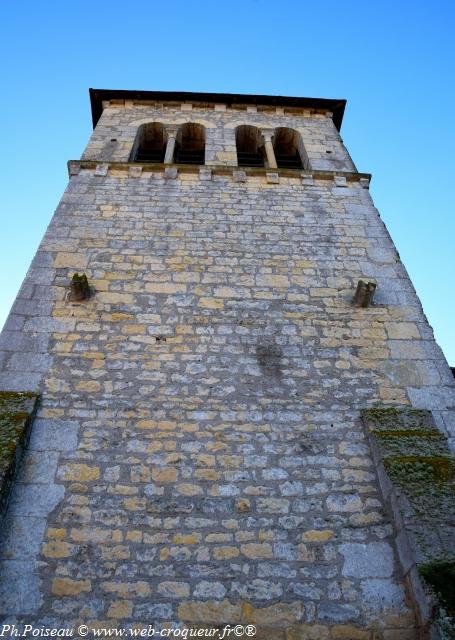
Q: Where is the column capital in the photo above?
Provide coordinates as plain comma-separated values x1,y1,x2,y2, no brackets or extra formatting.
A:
260,128,275,143
164,125,179,138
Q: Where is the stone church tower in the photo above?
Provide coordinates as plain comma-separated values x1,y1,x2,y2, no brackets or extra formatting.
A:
0,90,454,639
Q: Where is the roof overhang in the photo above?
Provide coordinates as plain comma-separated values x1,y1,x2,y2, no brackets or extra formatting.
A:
89,88,347,131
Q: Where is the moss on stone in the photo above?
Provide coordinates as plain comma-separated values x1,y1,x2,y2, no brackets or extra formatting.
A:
362,407,436,432
364,406,455,636
0,391,40,515
361,406,401,423
376,433,449,459
372,429,443,439
0,390,36,410
419,558,455,618
384,456,455,491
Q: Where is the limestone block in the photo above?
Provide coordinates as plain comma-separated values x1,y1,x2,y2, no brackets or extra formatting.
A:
334,176,348,187
360,578,406,613
57,463,100,482
164,166,178,179
128,165,143,178
178,598,241,623
233,170,247,182
301,173,314,186
199,168,212,181
339,542,394,578
68,161,80,176
95,163,108,176
266,172,280,184
54,252,87,270
52,577,91,596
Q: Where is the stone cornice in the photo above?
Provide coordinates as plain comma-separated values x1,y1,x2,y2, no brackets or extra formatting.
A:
89,88,346,130
68,160,371,186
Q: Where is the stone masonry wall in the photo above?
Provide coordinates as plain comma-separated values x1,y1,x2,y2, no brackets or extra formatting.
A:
1,102,455,639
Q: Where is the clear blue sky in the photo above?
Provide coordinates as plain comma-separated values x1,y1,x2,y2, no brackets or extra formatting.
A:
1,1,454,363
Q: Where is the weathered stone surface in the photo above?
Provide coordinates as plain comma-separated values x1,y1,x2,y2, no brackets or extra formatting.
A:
339,542,394,578
360,579,406,613
0,92,450,639
17,450,59,484
0,515,47,559
7,483,64,518
51,577,91,596
326,492,362,512
0,560,43,614
178,599,241,623
28,419,79,452
317,603,360,623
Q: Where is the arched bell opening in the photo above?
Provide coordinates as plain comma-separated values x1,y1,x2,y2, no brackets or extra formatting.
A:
175,123,205,165
236,125,265,167
273,128,304,169
131,122,166,163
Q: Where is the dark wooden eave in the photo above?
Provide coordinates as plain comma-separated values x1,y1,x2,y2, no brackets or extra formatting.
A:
89,88,347,131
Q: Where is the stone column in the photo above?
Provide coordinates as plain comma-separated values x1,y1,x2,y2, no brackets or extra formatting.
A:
261,129,277,169
164,126,178,164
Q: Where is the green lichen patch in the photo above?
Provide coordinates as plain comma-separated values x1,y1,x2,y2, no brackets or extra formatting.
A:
372,429,444,439
0,391,39,517
364,405,455,625
361,406,401,428
375,433,449,459
361,407,436,432
0,391,37,414
384,457,455,533
419,558,455,618
384,456,455,489
0,413,30,475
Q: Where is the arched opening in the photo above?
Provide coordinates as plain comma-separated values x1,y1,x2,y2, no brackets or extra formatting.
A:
131,123,166,163
236,125,265,167
273,128,304,169
175,123,205,164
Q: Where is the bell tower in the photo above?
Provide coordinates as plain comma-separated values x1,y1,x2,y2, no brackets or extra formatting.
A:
0,89,454,639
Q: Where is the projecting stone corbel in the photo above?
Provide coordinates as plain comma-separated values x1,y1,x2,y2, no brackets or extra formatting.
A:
199,168,212,181
69,272,91,301
128,166,143,178
266,172,280,184
353,278,376,307
68,161,80,177
94,163,108,176
233,170,247,183
164,167,178,180
301,172,314,186
334,175,347,187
